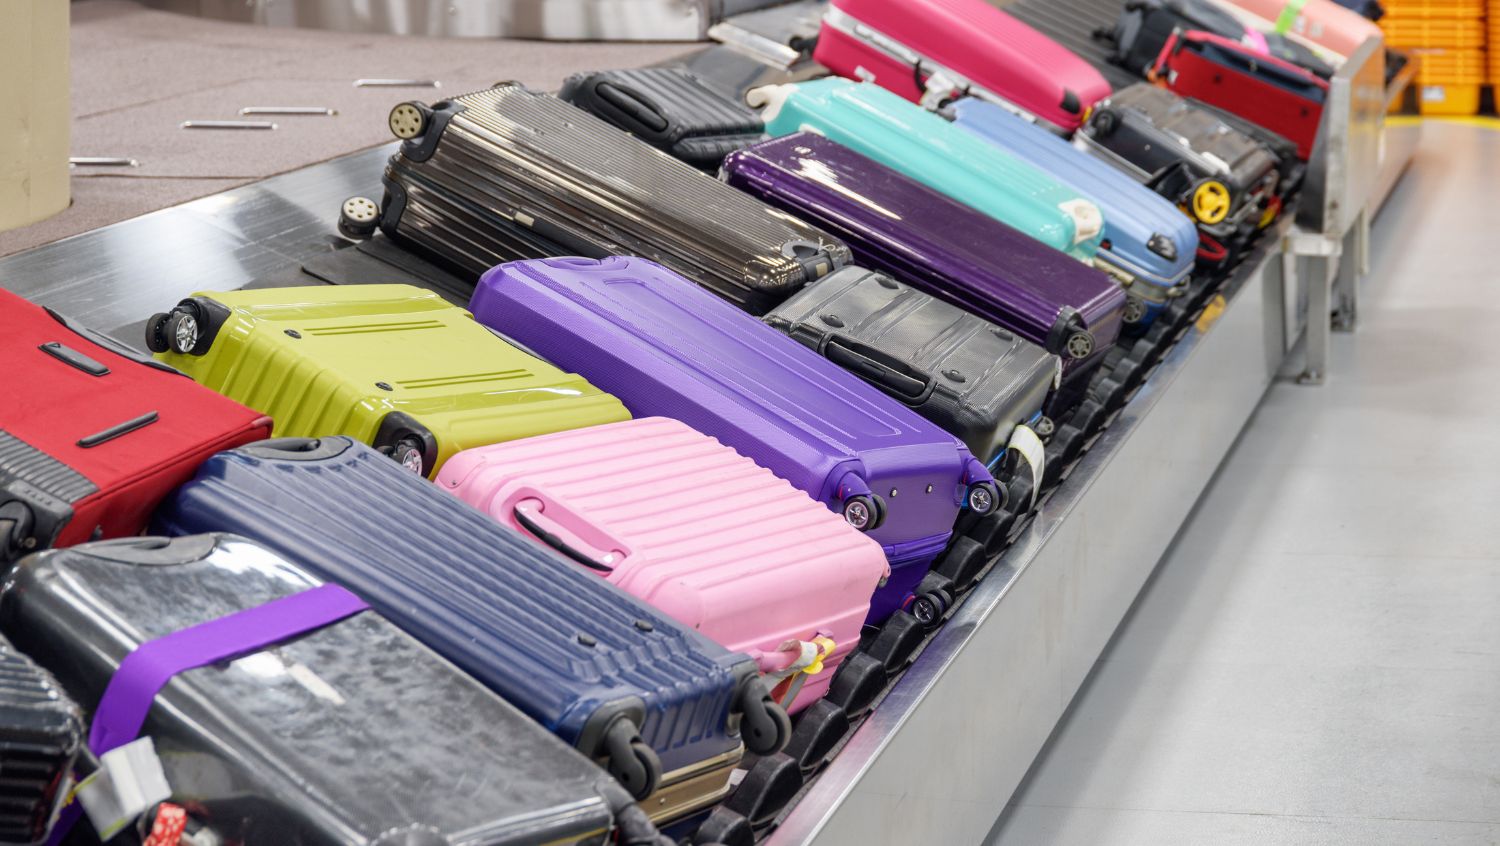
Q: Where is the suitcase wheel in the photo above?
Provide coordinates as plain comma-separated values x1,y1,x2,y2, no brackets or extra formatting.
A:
1189,178,1233,226
387,102,432,140
965,481,1002,515
337,196,379,240
737,678,792,755
603,718,661,801
143,312,172,354
841,493,885,532
1091,108,1119,137
1123,296,1148,325
1065,329,1095,361
907,587,952,629
0,502,34,561
1034,416,1056,438
388,437,426,476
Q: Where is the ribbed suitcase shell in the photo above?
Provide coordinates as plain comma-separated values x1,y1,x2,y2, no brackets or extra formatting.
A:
380,84,850,314
1004,0,1155,89
763,267,1059,463
1075,83,1282,239
435,417,890,711
947,97,1198,316
2,534,620,846
813,0,1111,131
150,284,630,479
558,67,766,169
0,289,271,567
748,78,1105,262
1156,31,1330,160
152,437,767,814
1224,0,1385,57
470,256,997,624
720,133,1125,378
0,636,80,846
1108,0,1273,76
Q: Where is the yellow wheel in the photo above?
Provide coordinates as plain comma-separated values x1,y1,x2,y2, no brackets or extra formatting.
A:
1190,179,1232,226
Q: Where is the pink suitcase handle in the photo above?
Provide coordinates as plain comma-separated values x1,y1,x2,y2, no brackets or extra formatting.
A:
511,494,630,574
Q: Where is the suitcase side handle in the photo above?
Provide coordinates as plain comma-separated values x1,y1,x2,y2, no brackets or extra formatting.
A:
822,338,934,405
512,501,618,574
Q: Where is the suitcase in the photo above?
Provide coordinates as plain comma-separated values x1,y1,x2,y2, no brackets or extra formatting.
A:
1,533,657,846
813,0,1111,132
469,256,1001,624
1222,0,1384,57
374,83,850,314
558,67,767,170
1074,83,1283,246
946,97,1199,325
435,416,891,712
152,437,788,818
1331,0,1383,20
1105,0,1271,76
745,78,1105,263
0,289,271,568
0,635,81,846
763,267,1059,464
1152,30,1330,160
720,133,1125,379
143,284,631,479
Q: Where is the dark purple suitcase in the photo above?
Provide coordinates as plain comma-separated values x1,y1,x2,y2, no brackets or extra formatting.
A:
469,255,999,625
721,133,1126,383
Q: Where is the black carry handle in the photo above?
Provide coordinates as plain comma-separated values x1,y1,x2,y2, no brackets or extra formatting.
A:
823,339,932,403
39,342,109,376
595,81,669,134
76,411,158,449
512,505,614,573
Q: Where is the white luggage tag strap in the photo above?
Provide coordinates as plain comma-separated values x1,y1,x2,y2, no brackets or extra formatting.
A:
763,637,838,707
73,737,172,841
1008,424,1046,512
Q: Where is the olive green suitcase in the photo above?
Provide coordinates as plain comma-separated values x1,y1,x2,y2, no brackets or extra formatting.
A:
145,284,631,478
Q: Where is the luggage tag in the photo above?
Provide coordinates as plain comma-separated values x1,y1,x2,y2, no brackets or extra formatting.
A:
73,737,172,841
1007,424,1046,512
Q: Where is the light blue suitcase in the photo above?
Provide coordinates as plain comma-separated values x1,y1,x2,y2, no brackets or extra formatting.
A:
948,97,1199,326
748,78,1105,263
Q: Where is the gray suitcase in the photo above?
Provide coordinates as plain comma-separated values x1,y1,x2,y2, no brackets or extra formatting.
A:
763,266,1059,463
1,533,660,846
372,84,850,314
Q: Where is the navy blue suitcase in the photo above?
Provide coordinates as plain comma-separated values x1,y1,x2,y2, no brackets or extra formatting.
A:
152,436,789,816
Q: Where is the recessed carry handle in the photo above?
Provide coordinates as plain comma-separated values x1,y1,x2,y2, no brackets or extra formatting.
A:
823,338,932,403
512,502,618,573
595,82,669,133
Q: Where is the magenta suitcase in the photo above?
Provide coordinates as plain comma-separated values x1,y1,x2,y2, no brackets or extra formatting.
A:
813,0,1112,132
435,417,890,714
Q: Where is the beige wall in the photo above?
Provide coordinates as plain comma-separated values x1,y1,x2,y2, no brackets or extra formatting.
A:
1,1,70,231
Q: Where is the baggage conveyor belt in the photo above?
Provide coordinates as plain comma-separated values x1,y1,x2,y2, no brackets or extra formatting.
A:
0,137,1297,845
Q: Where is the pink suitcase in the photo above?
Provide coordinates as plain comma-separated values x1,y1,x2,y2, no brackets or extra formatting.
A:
813,0,1112,132
435,417,891,713
1221,0,1383,57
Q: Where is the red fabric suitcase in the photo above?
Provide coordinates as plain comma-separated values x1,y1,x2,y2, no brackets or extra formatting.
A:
0,290,272,564
1153,30,1330,160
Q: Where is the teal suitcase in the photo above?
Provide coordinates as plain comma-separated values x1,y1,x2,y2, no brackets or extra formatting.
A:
748,78,1105,262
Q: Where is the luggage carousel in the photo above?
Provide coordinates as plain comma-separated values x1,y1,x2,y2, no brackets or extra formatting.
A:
0,2,1418,843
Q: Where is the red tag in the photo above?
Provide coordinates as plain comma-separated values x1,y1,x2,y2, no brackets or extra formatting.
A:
142,803,187,846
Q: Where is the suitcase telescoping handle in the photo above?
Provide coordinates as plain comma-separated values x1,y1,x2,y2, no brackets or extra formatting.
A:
822,338,934,404
511,497,625,574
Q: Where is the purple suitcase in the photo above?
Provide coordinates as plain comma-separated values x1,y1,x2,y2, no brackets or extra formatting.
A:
470,256,998,624
721,133,1126,383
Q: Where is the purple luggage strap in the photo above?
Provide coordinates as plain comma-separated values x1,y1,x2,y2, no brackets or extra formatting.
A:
48,583,369,843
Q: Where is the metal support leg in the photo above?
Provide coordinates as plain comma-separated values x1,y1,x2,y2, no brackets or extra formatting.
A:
1331,208,1367,333
1299,254,1333,385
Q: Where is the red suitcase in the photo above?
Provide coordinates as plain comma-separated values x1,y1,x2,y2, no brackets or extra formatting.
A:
1152,30,1330,160
0,290,272,564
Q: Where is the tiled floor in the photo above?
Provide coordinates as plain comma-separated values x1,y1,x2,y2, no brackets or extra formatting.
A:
988,122,1500,845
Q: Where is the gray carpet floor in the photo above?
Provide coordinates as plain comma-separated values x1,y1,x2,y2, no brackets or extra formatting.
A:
0,0,695,257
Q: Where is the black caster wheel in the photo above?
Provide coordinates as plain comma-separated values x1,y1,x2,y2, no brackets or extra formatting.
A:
0,502,34,562
388,101,431,140
603,721,660,801
337,196,379,240
908,588,952,628
388,436,427,476
841,493,885,532
144,312,172,353
164,309,201,355
965,480,1002,515
1092,108,1118,137
738,680,792,755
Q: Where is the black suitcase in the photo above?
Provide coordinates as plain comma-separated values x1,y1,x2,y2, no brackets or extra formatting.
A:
0,635,80,846
2,534,662,846
763,266,1058,465
1104,0,1253,77
1075,83,1282,245
558,67,767,170
369,84,850,314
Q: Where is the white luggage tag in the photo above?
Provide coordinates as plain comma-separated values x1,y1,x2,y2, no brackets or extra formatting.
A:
75,736,172,840
1008,424,1046,512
